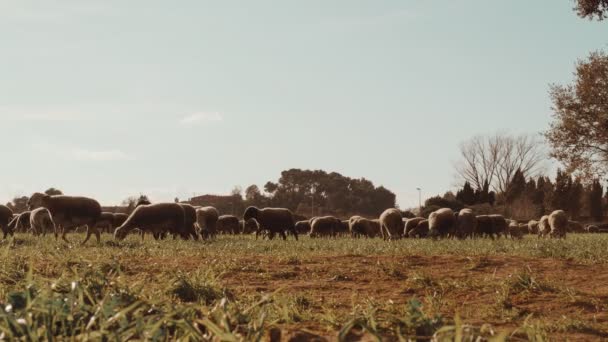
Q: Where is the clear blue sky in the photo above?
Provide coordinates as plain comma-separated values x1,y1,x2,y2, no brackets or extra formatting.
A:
0,1,606,208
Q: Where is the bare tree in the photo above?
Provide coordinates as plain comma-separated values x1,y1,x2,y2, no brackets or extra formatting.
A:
455,133,546,193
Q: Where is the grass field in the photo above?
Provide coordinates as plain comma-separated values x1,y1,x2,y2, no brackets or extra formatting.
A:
0,233,607,340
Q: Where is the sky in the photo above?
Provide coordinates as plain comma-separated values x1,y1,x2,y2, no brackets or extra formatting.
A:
0,0,606,208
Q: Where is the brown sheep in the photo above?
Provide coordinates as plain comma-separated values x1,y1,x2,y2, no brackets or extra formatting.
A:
95,212,116,234
489,215,508,238
217,215,240,234
295,220,312,235
379,208,404,240
310,216,342,238
586,224,599,233
408,219,429,238
30,207,56,237
475,215,501,239
428,208,456,238
349,217,381,238
548,210,568,238
507,220,523,239
178,203,199,240
113,213,128,228
337,220,350,236
195,207,219,239
240,219,259,234
403,217,425,236
567,220,585,233
114,203,186,240
0,205,14,239
8,211,31,234
538,215,550,238
455,209,477,239
28,193,101,244
243,206,297,240
528,220,539,234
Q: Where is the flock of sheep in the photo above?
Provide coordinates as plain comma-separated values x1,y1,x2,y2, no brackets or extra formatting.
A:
0,192,591,244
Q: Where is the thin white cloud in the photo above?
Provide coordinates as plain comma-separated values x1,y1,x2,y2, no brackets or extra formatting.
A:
179,112,223,125
32,142,132,162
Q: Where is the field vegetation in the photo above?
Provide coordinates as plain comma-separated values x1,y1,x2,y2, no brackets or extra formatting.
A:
0,233,607,340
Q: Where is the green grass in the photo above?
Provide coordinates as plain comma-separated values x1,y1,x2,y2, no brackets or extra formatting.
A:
0,233,605,339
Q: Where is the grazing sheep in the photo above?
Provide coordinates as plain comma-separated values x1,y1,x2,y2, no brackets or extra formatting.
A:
567,220,585,233
309,216,342,238
507,220,523,239
475,215,501,239
403,217,425,236
114,203,186,240
349,217,381,238
178,203,199,240
113,213,128,228
489,215,508,238
428,208,456,238
195,207,219,239
528,220,539,234
586,224,599,233
338,220,350,236
240,219,259,234
28,192,101,244
29,208,56,237
538,215,550,238
8,211,32,233
0,205,14,238
95,212,116,233
548,210,568,238
455,209,477,239
379,208,404,240
243,206,297,240
217,215,240,234
295,220,312,235
408,219,429,238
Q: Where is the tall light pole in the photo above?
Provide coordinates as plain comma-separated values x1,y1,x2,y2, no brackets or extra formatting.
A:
416,187,422,214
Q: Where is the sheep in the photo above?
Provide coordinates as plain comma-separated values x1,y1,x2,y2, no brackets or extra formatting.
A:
217,215,240,234
112,213,128,229
309,216,342,238
295,220,311,235
538,215,551,238
243,206,297,240
586,224,599,233
507,220,523,239
428,208,456,238
8,211,31,234
567,220,585,233
408,219,429,238
114,203,186,240
29,208,56,237
0,205,14,239
475,215,501,239
379,208,404,240
455,209,477,239
349,217,381,238
195,207,219,239
548,210,568,238
240,219,259,234
528,220,539,234
338,220,350,236
95,212,116,234
489,215,508,238
403,217,425,236
27,192,102,244
178,203,199,240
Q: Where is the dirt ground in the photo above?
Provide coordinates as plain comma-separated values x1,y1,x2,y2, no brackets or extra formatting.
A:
135,253,608,340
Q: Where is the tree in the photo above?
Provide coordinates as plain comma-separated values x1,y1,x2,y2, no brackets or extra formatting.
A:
552,169,571,212
455,133,545,194
589,179,604,221
575,0,608,20
505,168,527,204
546,51,608,181
569,178,584,219
456,181,476,205
230,186,243,199
45,188,63,196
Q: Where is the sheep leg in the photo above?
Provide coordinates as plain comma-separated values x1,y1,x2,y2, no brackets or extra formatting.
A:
81,226,93,245
61,228,70,243
279,231,287,240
